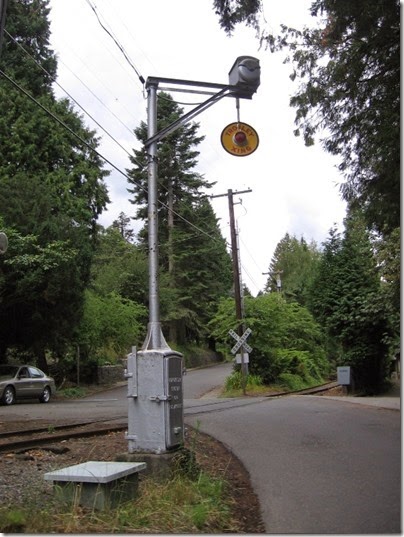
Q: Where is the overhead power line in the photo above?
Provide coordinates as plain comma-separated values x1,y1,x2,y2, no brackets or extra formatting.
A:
0,66,227,248
0,67,145,188
56,55,137,137
85,0,145,87
5,30,135,159
2,11,240,255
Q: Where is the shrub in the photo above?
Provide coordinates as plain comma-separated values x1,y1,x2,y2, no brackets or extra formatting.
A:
278,373,309,391
209,294,329,387
225,371,263,392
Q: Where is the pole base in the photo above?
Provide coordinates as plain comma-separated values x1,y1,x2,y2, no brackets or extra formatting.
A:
141,322,171,351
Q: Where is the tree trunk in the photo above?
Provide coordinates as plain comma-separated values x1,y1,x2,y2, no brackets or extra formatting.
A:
35,346,48,374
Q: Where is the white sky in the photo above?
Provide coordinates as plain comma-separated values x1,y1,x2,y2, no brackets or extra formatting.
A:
48,0,346,296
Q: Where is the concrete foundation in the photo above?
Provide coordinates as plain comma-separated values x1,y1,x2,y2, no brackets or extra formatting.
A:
116,447,198,481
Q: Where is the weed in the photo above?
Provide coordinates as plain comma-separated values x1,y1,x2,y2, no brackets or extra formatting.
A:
0,469,237,534
58,386,87,398
191,503,209,528
0,509,26,532
224,371,263,395
277,373,319,391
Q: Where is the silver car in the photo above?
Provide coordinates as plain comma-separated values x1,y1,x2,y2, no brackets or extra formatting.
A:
0,365,56,405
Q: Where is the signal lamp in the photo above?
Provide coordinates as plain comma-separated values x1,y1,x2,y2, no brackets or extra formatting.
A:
233,131,248,146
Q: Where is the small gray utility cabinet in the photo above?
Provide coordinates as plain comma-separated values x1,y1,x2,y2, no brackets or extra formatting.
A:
337,366,351,386
44,461,146,510
125,348,184,454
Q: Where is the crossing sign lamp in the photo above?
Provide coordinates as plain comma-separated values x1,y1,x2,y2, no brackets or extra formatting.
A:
221,122,259,157
222,56,260,157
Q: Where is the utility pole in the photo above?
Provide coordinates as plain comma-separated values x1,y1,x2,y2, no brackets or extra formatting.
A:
211,188,251,393
262,270,283,293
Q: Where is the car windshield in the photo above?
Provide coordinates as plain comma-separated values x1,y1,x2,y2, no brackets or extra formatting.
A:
0,365,19,379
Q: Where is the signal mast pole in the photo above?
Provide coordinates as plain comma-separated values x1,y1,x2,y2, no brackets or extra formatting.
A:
126,58,260,455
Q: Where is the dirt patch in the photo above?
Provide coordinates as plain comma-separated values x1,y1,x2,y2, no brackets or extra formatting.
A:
316,385,345,396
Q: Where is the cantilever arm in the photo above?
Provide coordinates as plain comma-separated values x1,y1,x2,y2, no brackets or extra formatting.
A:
145,85,232,146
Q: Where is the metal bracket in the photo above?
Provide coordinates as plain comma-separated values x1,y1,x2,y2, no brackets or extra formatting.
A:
149,395,172,403
145,85,231,146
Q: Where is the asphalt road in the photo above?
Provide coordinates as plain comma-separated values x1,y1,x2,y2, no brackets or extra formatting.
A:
0,362,400,533
186,393,400,534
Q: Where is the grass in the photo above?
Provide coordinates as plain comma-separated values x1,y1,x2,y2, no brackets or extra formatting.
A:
0,452,239,534
223,370,282,397
276,373,323,392
0,420,239,533
57,386,89,399
222,370,327,397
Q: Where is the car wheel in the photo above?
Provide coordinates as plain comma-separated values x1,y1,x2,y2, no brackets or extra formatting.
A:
39,386,51,403
2,386,15,405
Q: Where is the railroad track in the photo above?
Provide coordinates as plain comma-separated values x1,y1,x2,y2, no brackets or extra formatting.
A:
0,419,127,454
0,381,339,454
265,380,340,397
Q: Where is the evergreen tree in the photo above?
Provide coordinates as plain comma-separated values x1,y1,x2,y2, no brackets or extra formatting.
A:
309,211,392,393
112,212,135,243
127,92,232,344
0,0,109,368
90,226,148,307
265,233,320,306
307,225,342,332
127,92,210,255
374,228,400,355
166,197,232,343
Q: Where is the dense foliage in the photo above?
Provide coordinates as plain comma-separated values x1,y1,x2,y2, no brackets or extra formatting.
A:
213,0,399,392
76,289,146,364
0,0,109,370
308,211,395,393
209,293,329,387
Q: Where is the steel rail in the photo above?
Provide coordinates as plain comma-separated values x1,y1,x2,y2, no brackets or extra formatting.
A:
0,382,340,453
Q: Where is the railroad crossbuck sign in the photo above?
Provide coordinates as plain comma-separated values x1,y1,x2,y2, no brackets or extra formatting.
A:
229,328,252,355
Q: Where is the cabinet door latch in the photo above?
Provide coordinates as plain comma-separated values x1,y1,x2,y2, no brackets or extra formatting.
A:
149,395,172,403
